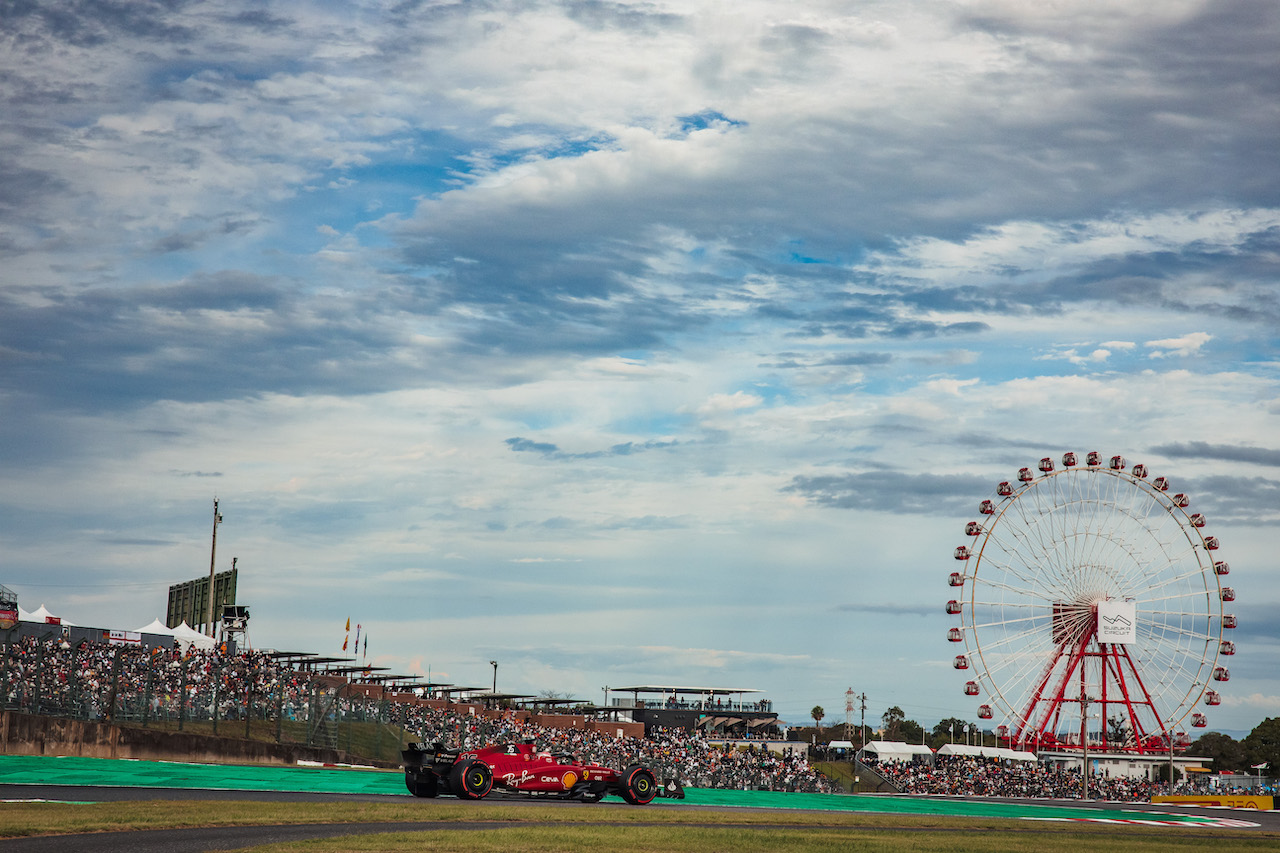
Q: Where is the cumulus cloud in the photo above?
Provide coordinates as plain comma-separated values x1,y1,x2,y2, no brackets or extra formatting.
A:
1146,332,1212,358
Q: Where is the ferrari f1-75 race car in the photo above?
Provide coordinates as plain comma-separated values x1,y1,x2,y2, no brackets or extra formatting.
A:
401,741,685,804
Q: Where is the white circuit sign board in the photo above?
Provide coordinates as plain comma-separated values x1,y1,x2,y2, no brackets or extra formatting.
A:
1097,599,1137,644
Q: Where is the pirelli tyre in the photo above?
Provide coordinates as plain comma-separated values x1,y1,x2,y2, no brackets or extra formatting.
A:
450,759,493,800
405,770,439,798
618,764,658,805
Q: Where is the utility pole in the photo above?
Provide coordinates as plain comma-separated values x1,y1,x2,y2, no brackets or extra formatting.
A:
205,498,223,636
858,692,868,746
1080,688,1092,800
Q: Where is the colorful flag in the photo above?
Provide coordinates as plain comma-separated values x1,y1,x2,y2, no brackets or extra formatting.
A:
342,635,348,651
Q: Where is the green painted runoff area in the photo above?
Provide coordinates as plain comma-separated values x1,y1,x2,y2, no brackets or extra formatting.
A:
0,755,1229,826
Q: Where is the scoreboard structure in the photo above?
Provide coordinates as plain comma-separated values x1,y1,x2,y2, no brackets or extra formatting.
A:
166,568,237,636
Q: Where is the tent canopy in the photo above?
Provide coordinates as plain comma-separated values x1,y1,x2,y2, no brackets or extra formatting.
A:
134,618,176,636
858,741,935,761
21,603,75,627
937,743,1037,762
170,621,216,651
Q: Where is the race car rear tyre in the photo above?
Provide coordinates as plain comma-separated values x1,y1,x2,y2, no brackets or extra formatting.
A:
405,771,438,798
451,759,493,800
619,764,658,805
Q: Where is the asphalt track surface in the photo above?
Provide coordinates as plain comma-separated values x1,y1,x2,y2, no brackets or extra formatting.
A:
1,756,1277,851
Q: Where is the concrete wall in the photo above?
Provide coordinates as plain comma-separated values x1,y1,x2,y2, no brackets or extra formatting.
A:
586,719,644,739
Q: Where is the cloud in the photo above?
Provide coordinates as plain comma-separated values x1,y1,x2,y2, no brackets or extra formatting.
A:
1146,332,1212,358
1151,442,1280,468
784,472,988,515
696,391,763,417
505,436,681,460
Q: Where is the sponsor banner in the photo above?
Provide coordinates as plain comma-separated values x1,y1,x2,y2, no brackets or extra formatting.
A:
0,609,17,630
1097,599,1136,644
1153,794,1274,810
106,630,142,645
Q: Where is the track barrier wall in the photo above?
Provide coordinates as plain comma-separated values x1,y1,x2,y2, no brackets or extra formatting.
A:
1154,794,1274,810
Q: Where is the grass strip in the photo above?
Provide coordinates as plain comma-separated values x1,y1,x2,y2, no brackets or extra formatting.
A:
220,823,1280,853
1,799,1276,848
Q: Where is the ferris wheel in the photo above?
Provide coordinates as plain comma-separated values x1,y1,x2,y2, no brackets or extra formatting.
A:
946,452,1236,754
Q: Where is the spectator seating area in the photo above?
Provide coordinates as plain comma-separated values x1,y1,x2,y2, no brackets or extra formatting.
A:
865,754,1208,801
0,635,832,793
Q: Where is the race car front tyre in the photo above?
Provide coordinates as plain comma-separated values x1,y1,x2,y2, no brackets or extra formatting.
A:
618,764,658,805
405,771,438,798
451,759,493,800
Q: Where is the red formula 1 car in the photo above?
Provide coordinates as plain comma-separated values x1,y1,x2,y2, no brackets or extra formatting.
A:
401,741,684,804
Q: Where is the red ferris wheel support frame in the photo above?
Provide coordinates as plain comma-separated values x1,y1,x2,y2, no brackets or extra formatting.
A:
1007,612,1170,755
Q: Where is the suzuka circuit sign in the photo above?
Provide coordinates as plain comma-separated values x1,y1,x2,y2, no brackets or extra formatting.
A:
1098,599,1137,644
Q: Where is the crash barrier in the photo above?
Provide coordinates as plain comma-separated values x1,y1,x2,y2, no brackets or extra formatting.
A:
1153,794,1274,810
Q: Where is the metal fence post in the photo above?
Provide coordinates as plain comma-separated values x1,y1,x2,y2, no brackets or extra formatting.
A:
142,656,153,728
212,657,220,735
108,645,123,721
345,692,353,756
245,660,253,740
33,640,44,715
178,652,188,731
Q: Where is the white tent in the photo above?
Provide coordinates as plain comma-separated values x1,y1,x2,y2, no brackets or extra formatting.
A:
134,618,177,637
857,741,935,763
937,743,1037,762
24,603,74,626
170,621,216,651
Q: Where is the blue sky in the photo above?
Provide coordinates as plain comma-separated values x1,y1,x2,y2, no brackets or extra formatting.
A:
3,0,1279,737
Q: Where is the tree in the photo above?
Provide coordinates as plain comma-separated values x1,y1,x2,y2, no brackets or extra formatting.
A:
1107,714,1134,748
934,717,967,743
901,718,925,744
1190,731,1245,773
1242,717,1280,774
882,706,905,740
811,705,825,731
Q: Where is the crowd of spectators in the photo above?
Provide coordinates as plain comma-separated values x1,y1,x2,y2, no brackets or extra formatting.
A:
0,635,314,723
865,754,1210,801
382,703,832,792
0,635,832,793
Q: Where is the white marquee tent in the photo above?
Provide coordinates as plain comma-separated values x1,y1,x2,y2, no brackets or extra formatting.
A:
936,743,1038,762
133,618,177,637
20,603,74,626
857,741,936,763
170,621,217,651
